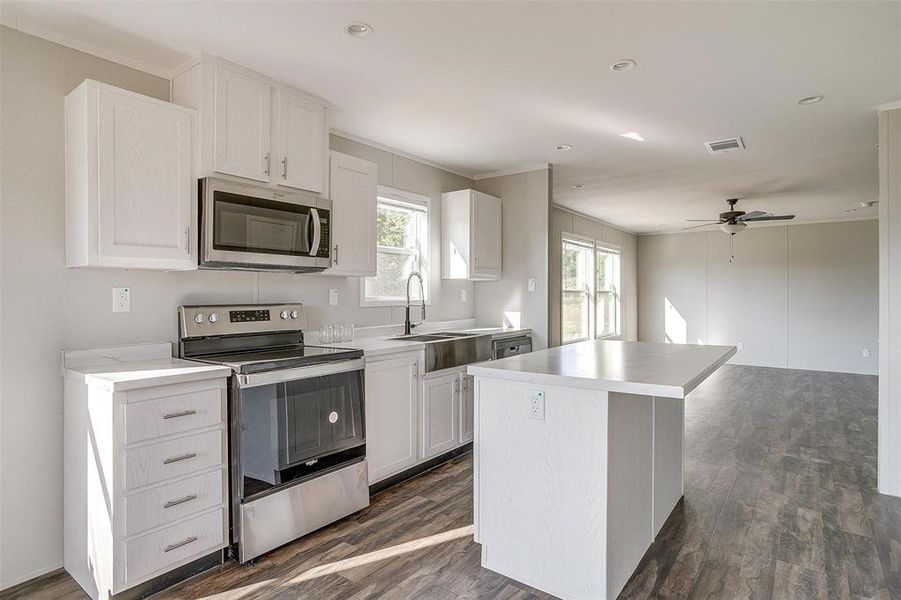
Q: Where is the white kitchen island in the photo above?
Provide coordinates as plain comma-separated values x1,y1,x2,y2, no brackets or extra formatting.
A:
467,340,735,600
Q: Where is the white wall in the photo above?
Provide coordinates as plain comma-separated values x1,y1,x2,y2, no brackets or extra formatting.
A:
637,220,879,375
548,207,639,346
0,26,475,589
878,104,901,497
473,169,551,349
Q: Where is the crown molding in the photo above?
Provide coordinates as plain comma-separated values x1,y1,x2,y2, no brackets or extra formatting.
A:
0,15,178,79
329,129,474,180
551,204,639,236
473,163,551,181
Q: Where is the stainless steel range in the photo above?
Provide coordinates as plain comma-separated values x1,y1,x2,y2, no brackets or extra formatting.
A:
178,303,368,563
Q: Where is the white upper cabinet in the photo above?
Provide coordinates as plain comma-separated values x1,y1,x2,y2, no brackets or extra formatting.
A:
322,151,378,277
214,65,271,182
172,56,328,194
441,189,502,280
277,89,328,193
66,80,197,270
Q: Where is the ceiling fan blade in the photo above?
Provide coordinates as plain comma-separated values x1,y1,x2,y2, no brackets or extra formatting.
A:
737,211,767,221
683,222,721,230
742,214,795,222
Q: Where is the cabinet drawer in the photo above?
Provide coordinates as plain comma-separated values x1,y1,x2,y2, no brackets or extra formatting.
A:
125,430,224,490
125,468,224,536
125,508,225,584
125,387,224,444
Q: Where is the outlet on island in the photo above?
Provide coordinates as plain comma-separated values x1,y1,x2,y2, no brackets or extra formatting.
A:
528,391,545,420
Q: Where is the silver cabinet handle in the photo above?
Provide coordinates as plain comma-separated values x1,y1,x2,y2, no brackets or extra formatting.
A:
163,409,197,420
163,452,196,465
264,153,270,175
164,536,198,553
474,256,479,270
184,227,190,253
164,494,198,509
282,156,288,179
334,244,339,265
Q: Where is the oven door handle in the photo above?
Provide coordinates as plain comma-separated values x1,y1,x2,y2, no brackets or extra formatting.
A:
308,208,321,257
237,358,363,388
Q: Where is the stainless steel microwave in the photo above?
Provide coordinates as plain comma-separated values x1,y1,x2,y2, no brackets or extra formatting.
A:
199,177,331,272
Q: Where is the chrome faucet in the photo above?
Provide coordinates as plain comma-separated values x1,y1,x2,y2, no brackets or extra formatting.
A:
404,271,426,335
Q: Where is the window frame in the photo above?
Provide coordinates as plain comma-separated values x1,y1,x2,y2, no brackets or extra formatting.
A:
360,186,432,308
560,232,623,345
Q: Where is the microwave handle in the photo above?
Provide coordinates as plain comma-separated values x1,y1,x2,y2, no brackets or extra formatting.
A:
309,208,321,257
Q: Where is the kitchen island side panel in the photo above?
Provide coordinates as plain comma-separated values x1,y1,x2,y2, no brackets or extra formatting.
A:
475,377,609,599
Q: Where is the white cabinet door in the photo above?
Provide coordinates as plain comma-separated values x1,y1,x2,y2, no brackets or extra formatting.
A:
94,85,196,269
323,152,378,277
471,191,502,279
277,90,327,193
421,372,459,460
364,353,420,483
214,65,271,182
459,374,474,444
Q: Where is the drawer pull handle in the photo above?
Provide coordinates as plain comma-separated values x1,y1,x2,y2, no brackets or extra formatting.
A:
162,410,197,420
163,494,198,509
164,536,198,553
163,453,197,465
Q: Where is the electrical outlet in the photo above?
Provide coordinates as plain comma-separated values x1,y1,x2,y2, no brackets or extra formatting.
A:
862,349,870,358
527,278,536,292
528,391,545,420
737,342,744,352
461,289,467,302
329,289,339,306
112,287,130,313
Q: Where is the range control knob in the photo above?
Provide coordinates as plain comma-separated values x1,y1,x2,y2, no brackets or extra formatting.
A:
290,310,298,319
193,313,205,325
209,313,219,323
280,310,290,320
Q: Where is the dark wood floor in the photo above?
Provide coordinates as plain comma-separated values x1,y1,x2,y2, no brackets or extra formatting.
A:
4,365,899,599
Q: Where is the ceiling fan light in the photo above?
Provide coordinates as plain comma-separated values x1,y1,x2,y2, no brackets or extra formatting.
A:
720,222,747,235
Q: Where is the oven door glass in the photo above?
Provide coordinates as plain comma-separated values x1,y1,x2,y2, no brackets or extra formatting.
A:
239,368,364,499
213,190,313,257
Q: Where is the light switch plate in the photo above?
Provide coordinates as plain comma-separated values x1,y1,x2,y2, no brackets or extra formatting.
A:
112,287,130,313
862,349,870,358
329,289,339,306
461,289,467,302
527,278,536,292
528,391,545,420
737,342,744,352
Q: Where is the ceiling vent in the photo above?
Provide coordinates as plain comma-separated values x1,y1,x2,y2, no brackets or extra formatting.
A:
705,137,745,155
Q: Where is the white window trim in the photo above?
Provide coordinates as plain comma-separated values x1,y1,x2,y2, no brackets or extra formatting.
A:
560,232,623,344
360,186,432,308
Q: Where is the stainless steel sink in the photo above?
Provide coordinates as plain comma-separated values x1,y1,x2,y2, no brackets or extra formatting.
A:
388,331,492,372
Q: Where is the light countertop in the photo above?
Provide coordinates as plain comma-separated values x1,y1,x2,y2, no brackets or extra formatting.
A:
63,343,231,392
467,339,735,398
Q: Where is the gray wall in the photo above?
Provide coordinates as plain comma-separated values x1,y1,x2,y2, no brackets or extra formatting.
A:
474,169,551,349
0,26,474,588
637,220,879,374
548,207,639,346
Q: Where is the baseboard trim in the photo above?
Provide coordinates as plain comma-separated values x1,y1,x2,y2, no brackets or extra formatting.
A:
0,563,64,593
369,444,473,496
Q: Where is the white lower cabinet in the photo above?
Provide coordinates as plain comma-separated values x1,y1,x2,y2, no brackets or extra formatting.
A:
364,351,476,484
364,352,421,483
64,356,230,600
421,372,460,459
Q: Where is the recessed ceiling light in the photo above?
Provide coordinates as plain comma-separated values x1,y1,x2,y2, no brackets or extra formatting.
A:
798,94,824,105
619,132,645,142
610,59,637,73
345,22,373,38
860,201,878,207
555,144,573,152
571,184,584,190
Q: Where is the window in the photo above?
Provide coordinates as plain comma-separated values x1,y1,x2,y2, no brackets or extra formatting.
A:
362,187,430,306
561,234,621,344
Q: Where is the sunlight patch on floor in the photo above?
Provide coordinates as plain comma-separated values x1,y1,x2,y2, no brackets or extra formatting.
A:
280,524,475,585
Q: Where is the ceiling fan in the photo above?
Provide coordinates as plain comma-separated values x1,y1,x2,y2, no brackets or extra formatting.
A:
685,198,795,234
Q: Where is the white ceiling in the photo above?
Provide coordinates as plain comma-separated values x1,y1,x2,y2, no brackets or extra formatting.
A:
2,1,899,233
